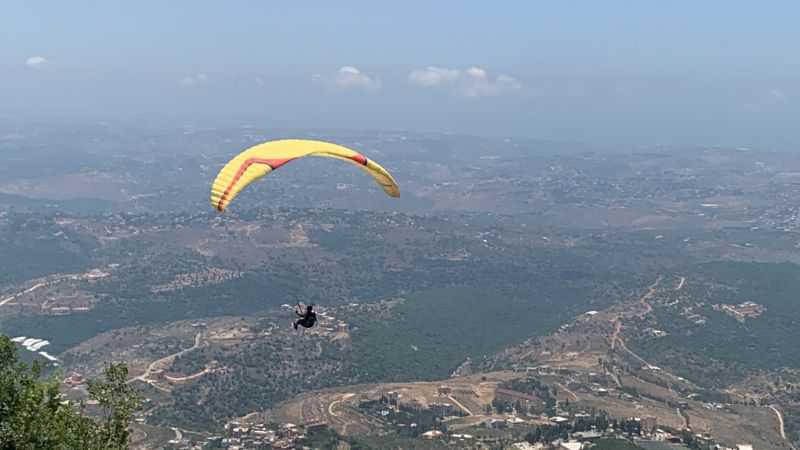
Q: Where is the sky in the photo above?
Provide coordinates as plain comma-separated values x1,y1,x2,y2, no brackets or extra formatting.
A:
2,1,799,148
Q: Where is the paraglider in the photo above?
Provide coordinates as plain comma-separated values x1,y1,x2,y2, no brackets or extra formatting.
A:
293,303,317,330
210,139,400,212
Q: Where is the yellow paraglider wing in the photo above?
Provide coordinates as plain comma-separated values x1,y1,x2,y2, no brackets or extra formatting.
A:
210,139,400,212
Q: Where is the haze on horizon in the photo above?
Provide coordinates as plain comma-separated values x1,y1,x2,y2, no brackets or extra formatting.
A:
2,1,799,148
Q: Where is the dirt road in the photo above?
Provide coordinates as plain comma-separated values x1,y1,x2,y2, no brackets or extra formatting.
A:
556,382,579,401
328,393,355,418
637,276,662,317
447,395,474,416
610,320,622,351
164,366,213,382
608,276,688,387
609,276,661,350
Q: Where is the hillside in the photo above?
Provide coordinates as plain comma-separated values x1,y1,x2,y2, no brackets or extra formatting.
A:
5,130,800,448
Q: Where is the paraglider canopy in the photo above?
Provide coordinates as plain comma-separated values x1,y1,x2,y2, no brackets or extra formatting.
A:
210,139,399,212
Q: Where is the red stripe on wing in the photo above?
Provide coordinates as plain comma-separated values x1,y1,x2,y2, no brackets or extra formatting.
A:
349,153,368,166
216,158,293,211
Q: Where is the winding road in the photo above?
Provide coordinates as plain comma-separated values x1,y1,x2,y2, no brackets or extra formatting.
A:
637,276,661,317
610,277,660,351
130,332,204,391
328,393,355,418
609,276,687,388
0,272,92,307
768,404,794,448
164,366,213,382
0,282,46,306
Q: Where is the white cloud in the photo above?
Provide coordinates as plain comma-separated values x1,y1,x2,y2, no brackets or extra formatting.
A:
408,66,522,98
408,66,460,87
25,56,47,69
180,73,208,87
465,67,487,79
314,66,381,92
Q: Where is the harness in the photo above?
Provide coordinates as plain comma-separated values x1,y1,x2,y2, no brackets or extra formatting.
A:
301,312,317,327
295,303,317,328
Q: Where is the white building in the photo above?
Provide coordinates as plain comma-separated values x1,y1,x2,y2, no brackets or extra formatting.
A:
511,442,544,450
421,430,443,439
558,442,583,450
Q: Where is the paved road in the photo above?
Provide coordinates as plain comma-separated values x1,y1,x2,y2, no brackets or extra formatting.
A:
768,404,793,448
0,282,46,306
130,332,203,391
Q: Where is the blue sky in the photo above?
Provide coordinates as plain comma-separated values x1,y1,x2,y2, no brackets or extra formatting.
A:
2,1,799,147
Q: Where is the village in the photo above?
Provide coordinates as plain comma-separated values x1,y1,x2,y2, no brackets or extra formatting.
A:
144,362,763,450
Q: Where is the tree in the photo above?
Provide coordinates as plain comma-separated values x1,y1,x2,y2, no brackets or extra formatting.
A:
0,336,142,450
86,363,143,449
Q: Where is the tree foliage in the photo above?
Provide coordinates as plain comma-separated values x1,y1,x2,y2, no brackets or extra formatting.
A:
0,336,142,450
